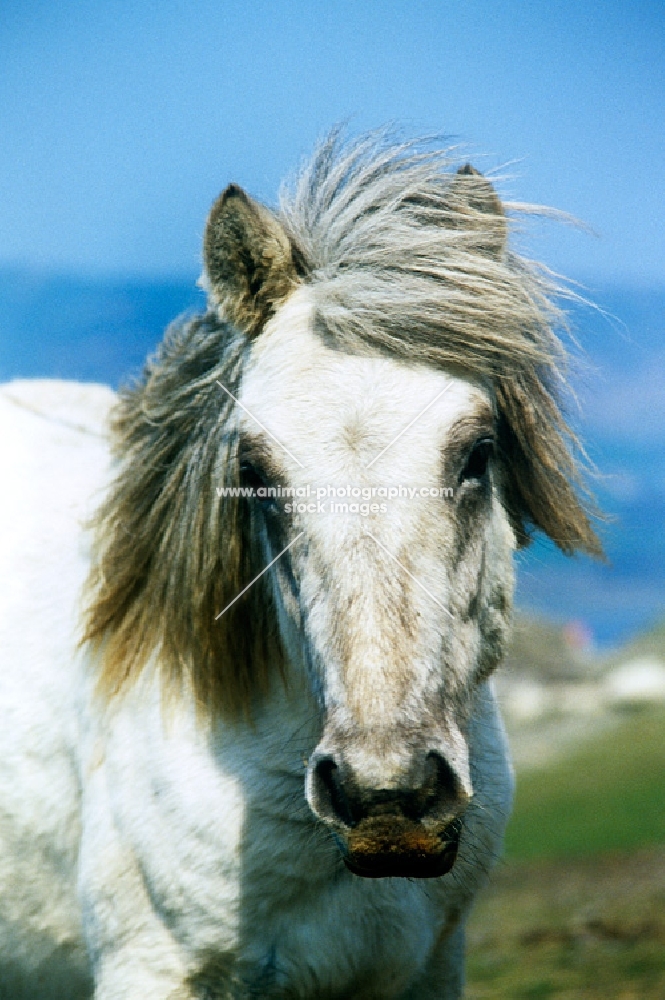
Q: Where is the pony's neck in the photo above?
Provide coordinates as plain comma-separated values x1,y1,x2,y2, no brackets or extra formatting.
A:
204,656,322,842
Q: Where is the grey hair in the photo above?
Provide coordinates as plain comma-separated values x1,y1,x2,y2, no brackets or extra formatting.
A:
276,128,600,553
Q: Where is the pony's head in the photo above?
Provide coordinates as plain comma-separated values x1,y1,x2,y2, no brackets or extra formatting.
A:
84,130,600,878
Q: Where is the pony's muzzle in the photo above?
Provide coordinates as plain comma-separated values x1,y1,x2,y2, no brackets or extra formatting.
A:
306,748,470,878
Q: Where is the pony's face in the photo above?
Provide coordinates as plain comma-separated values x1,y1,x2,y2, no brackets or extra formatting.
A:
87,133,599,879
238,288,515,878
196,158,597,877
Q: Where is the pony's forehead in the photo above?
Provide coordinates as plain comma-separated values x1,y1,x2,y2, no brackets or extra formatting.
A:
241,287,494,470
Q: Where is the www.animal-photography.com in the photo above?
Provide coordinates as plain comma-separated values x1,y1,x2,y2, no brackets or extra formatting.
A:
1,3,663,998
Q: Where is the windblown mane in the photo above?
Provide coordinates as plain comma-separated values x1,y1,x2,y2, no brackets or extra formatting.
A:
83,316,279,715
276,130,600,554
83,128,600,716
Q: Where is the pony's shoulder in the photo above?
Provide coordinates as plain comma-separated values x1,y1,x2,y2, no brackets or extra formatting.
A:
0,377,113,578
0,378,116,438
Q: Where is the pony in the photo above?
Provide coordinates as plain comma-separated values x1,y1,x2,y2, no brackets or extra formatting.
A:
0,129,600,999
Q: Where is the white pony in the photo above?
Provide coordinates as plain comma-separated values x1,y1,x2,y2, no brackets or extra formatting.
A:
0,130,599,999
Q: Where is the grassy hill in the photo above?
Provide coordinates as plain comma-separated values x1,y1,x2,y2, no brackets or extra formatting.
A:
466,705,665,998
505,705,665,859
467,847,665,1000
605,616,665,667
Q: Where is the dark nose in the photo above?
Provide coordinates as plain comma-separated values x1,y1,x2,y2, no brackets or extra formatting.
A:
310,750,465,829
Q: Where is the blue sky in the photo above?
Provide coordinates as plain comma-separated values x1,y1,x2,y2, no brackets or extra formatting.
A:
1,1,664,283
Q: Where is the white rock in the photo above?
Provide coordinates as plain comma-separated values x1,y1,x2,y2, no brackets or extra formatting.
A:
605,657,665,704
502,680,550,722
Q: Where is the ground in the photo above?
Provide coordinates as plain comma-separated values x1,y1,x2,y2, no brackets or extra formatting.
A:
466,704,665,998
467,848,665,999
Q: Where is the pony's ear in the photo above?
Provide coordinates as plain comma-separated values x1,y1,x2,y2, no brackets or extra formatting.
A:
203,184,303,335
444,164,507,259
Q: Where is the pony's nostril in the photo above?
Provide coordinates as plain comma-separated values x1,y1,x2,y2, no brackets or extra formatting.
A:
402,751,463,822
428,751,460,801
313,756,355,828
309,748,467,828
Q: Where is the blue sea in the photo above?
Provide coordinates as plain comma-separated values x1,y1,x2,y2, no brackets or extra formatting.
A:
1,268,663,649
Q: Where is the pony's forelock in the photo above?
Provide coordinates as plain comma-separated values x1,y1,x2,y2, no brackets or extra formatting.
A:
278,128,601,554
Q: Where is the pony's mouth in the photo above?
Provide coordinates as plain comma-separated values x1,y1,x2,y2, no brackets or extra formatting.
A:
338,816,461,879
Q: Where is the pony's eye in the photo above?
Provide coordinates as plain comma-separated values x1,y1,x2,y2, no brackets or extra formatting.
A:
460,438,494,483
239,461,269,495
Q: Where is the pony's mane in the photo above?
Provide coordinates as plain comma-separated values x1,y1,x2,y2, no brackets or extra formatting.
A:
83,315,280,716
83,128,601,717
276,130,600,555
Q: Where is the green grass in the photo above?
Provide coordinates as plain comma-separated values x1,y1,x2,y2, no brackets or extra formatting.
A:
467,849,665,999
504,705,665,860
466,705,665,998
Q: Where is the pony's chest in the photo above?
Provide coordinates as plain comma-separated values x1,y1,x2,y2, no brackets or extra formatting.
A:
121,775,438,998
162,803,439,998
100,705,445,998
230,825,441,999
